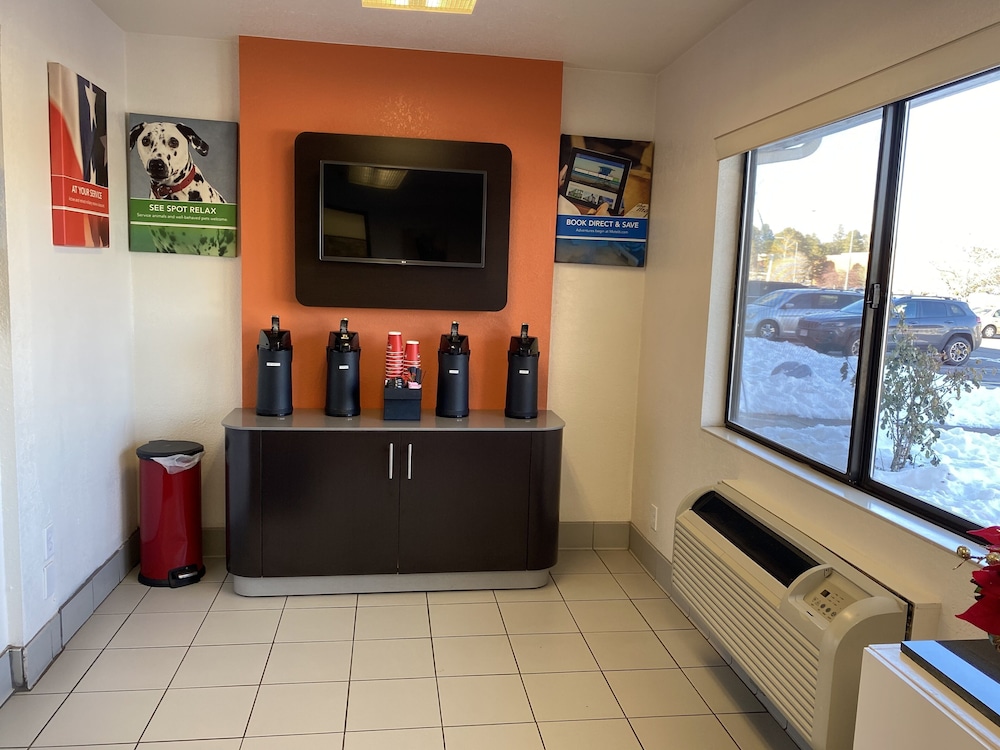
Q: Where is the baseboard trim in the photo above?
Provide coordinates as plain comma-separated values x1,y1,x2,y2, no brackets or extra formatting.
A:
558,521,630,550
628,524,673,595
0,649,12,705
9,529,139,691
558,521,672,593
203,527,226,558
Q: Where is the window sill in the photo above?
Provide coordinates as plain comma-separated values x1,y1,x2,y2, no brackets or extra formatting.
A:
702,425,972,557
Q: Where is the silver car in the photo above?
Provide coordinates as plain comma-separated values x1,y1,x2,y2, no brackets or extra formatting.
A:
745,288,864,341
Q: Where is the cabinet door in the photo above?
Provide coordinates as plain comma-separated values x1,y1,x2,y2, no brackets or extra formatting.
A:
226,428,263,577
260,431,399,576
397,431,531,573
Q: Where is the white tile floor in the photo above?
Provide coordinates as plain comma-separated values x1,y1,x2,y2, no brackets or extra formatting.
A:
0,550,799,749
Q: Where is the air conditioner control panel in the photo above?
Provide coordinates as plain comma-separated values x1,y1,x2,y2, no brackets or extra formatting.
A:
787,566,873,628
806,581,855,621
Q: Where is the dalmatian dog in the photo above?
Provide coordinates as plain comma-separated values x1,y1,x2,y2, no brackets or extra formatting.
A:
129,121,226,203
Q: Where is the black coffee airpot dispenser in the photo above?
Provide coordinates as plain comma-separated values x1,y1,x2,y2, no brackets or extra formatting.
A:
256,315,293,417
436,321,470,418
505,323,539,419
325,318,361,417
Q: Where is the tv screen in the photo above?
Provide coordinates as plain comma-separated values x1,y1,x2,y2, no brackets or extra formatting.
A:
319,161,486,268
294,132,511,310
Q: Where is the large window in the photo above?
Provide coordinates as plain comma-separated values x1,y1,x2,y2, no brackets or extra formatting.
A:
728,68,1000,536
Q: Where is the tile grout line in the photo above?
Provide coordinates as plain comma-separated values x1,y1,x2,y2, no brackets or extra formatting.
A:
136,578,218,745
26,579,149,748
500,576,546,748
426,591,448,749
15,553,775,750
338,599,359,750
235,580,285,747
580,554,649,749
595,549,759,749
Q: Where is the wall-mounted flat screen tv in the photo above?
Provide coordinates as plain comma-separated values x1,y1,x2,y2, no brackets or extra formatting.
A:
319,161,486,268
295,133,511,311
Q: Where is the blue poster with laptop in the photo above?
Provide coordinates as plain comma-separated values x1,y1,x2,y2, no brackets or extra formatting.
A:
556,135,653,267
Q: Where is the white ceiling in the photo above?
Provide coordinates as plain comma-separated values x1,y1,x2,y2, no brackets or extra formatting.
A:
92,0,752,75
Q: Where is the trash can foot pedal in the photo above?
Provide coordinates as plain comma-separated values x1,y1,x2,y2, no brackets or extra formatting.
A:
138,563,205,588
168,564,205,587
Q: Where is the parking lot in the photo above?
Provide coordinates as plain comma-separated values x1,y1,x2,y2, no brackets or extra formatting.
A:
970,337,1000,385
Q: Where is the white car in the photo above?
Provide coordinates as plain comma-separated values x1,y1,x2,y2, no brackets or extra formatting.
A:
976,307,1000,339
975,307,1000,338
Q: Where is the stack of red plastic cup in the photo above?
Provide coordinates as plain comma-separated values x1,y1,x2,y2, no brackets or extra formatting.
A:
385,331,404,382
404,341,421,388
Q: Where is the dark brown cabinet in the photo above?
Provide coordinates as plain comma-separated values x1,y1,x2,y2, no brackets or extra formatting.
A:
224,409,563,593
397,430,531,574
260,430,399,576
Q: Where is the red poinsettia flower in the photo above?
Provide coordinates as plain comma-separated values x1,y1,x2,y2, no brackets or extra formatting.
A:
957,586,1000,634
971,565,1000,593
968,526,1000,550
956,527,1000,635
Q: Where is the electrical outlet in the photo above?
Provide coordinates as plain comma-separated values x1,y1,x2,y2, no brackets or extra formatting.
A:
43,563,55,600
649,504,658,531
44,524,55,561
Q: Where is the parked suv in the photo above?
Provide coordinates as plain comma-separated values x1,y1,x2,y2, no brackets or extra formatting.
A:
797,295,982,364
744,288,863,341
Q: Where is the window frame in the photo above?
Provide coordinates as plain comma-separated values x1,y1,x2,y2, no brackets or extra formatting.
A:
726,72,998,540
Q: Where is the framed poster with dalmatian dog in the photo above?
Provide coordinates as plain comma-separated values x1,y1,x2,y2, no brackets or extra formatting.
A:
127,113,238,257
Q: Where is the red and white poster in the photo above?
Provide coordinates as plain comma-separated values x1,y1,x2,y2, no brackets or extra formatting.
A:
47,62,110,248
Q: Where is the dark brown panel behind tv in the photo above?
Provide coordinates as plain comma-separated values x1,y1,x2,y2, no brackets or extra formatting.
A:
294,132,511,311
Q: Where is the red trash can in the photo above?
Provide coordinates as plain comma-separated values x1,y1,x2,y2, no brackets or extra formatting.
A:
136,440,206,587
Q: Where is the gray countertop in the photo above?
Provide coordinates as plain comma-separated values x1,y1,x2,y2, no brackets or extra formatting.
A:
223,408,565,432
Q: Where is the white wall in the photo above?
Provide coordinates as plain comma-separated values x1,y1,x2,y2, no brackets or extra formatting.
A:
129,52,651,536
0,27,12,653
126,34,240,531
0,1,131,644
124,51,647,532
550,69,654,522
635,0,1000,638
9,0,991,651
0,18,238,655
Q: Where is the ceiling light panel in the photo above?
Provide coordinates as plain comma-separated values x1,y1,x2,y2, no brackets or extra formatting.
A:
362,0,476,14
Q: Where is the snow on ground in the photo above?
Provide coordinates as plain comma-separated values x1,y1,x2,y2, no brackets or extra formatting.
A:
735,337,1000,528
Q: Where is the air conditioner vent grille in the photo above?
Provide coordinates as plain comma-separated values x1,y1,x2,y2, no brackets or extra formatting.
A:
674,524,819,735
671,483,909,750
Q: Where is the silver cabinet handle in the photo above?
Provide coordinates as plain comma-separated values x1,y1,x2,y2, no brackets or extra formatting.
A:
388,442,394,480
407,443,413,480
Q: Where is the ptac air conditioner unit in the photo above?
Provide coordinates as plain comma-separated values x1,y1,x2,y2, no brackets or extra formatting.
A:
671,482,907,750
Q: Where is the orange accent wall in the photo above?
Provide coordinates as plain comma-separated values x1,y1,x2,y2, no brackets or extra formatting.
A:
239,37,562,411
